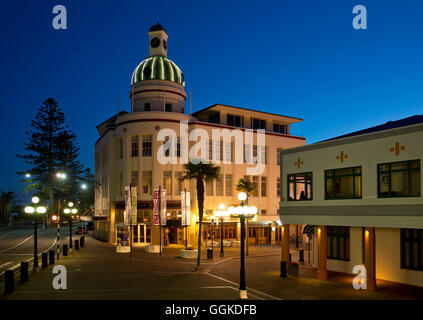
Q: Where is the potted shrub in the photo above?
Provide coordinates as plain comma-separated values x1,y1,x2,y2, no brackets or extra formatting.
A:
287,262,299,276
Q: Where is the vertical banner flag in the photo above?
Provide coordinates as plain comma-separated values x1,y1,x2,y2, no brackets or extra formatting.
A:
181,191,191,226
160,189,167,226
131,187,137,225
124,186,131,225
153,189,159,225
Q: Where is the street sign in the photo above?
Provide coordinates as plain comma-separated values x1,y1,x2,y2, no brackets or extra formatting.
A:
181,191,191,226
153,189,159,225
124,186,131,225
131,186,137,225
160,189,167,226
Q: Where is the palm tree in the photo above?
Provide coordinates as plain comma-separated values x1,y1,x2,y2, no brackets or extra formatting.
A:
0,191,18,225
236,177,256,203
236,177,256,255
180,161,221,270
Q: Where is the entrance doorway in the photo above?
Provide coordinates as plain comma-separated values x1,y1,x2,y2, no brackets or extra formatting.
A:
132,224,151,245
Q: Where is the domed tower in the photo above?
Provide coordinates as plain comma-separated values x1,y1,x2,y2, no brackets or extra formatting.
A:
130,23,187,113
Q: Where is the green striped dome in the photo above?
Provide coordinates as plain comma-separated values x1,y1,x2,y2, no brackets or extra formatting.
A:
131,56,185,87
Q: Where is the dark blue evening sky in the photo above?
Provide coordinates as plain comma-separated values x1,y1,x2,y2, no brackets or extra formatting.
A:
1,0,422,200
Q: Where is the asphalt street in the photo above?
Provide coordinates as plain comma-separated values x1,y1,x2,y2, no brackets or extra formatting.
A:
0,224,76,273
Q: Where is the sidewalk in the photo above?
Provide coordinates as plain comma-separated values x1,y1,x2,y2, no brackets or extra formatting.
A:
2,236,422,300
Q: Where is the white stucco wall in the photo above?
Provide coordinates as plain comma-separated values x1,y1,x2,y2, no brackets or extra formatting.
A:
376,228,423,287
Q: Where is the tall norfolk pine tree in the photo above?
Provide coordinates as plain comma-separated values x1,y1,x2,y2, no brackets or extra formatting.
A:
17,98,91,223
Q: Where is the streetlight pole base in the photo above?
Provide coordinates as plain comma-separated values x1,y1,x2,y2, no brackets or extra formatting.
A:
240,290,248,300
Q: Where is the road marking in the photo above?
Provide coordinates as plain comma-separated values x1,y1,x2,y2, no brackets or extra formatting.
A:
204,271,282,300
0,261,13,269
0,231,12,240
0,235,33,253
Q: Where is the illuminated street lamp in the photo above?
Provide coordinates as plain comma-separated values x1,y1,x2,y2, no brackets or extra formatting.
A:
214,204,229,258
63,201,77,252
229,192,258,300
25,196,46,268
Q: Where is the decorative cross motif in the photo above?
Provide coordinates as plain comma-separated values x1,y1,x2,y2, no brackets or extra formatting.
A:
336,151,348,163
389,142,405,156
294,157,304,168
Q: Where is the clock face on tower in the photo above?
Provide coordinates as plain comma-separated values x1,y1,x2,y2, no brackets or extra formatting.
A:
163,40,167,50
150,37,161,48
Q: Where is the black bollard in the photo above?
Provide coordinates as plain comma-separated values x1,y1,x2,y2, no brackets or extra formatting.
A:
42,252,48,268
299,249,304,262
75,239,79,250
80,236,84,247
20,262,29,282
280,261,287,277
49,250,55,265
4,270,14,293
289,253,292,263
63,244,68,256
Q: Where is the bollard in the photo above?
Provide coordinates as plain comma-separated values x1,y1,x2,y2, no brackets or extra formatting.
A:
80,236,85,247
4,270,14,294
299,249,304,262
20,262,29,282
42,252,48,268
63,244,68,256
289,253,292,263
75,239,79,250
280,261,287,277
49,250,55,265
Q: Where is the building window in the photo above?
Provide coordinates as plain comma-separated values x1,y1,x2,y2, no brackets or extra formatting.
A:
176,138,181,158
227,114,243,127
378,160,420,198
118,137,123,159
224,142,232,163
277,177,280,197
273,123,287,134
325,167,361,200
261,177,267,197
165,103,172,112
261,209,266,215
206,179,214,196
251,118,266,130
252,176,259,197
208,112,220,124
144,103,151,111
225,174,233,196
215,174,223,196
163,171,172,195
142,135,152,157
327,226,350,261
131,171,139,194
175,172,183,195
131,136,139,157
401,229,423,271
142,171,152,195
288,172,312,201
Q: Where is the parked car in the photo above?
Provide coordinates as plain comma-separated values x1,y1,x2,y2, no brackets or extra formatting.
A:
75,227,87,235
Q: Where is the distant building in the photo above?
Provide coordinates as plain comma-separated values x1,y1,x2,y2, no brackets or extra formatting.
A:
94,24,305,249
279,115,423,288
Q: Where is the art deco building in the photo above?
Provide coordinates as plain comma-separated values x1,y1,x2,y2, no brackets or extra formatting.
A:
94,24,305,249
279,115,423,288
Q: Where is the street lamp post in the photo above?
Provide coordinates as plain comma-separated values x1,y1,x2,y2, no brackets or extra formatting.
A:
64,202,77,253
215,204,228,258
228,192,257,300
25,196,46,269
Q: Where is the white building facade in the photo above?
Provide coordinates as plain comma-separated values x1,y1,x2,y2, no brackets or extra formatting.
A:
279,116,423,288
